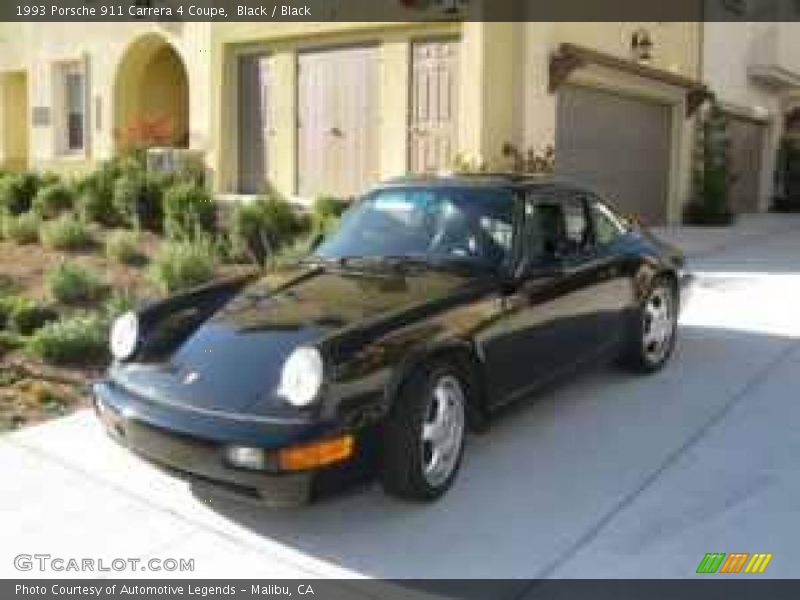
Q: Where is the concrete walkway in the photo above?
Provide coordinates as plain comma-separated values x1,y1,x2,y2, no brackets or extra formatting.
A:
3,214,800,581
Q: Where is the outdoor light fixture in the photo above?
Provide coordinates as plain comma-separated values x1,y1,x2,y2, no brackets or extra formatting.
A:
631,28,654,64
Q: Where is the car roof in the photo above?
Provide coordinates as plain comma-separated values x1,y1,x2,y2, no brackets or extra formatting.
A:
377,172,589,196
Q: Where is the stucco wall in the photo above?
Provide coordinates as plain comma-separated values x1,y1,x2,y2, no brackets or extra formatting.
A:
0,23,212,177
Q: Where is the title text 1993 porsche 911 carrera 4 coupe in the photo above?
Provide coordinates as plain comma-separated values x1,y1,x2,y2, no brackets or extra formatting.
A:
94,174,692,506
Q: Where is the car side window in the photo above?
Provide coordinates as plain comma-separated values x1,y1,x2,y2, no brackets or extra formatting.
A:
591,202,626,246
523,194,591,264
562,199,592,255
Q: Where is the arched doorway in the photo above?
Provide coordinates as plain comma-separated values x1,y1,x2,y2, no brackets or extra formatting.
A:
114,34,189,151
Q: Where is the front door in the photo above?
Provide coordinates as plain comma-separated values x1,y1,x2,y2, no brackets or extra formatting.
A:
409,39,460,173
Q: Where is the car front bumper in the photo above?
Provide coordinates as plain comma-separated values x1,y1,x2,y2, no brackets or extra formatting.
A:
92,381,362,507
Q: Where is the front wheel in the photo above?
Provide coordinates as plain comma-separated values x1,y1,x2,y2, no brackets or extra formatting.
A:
622,278,678,373
380,362,469,501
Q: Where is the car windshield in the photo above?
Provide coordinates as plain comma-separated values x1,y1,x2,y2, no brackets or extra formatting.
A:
314,186,515,269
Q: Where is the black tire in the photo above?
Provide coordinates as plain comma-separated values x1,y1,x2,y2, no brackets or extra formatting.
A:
380,359,472,501
621,276,678,373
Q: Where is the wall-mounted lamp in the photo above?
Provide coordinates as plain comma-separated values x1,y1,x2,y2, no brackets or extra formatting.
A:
631,28,654,64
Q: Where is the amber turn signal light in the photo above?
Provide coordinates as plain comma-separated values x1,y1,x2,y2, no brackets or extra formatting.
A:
278,434,355,471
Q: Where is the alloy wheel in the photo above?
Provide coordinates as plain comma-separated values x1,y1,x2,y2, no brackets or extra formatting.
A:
642,285,675,365
421,374,466,488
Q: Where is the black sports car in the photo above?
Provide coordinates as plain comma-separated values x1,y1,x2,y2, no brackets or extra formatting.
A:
94,174,692,505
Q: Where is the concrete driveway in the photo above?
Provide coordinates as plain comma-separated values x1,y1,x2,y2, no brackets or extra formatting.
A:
3,214,800,580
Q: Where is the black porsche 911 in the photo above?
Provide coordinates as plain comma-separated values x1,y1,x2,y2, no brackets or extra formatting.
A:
94,174,692,505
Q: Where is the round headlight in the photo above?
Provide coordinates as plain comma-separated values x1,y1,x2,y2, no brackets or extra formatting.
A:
110,311,139,361
278,347,323,407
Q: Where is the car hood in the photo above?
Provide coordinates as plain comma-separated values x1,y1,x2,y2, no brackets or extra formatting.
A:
112,264,483,419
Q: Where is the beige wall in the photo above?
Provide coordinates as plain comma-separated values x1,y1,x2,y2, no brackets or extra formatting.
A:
0,23,212,178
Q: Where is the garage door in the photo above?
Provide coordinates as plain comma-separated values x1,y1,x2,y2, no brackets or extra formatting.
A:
556,85,672,225
727,115,766,213
298,46,379,198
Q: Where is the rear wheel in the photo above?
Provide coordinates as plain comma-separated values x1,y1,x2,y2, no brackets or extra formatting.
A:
381,361,469,500
622,278,678,373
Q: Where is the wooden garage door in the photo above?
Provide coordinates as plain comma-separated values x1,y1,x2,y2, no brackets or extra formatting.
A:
409,39,459,173
727,115,765,213
238,53,272,194
298,46,379,198
556,85,672,225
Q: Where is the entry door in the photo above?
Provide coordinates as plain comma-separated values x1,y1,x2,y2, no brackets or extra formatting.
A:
556,85,672,225
727,115,766,213
409,39,460,173
298,46,378,198
238,53,272,194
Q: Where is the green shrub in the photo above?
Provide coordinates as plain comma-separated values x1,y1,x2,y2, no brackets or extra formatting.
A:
0,172,41,215
312,195,349,236
149,240,218,293
46,261,105,304
40,216,92,251
267,234,318,270
163,182,216,241
75,163,123,226
1,212,40,244
229,195,304,265
27,313,108,366
32,182,74,218
0,296,58,335
0,331,24,357
113,172,164,232
105,230,143,265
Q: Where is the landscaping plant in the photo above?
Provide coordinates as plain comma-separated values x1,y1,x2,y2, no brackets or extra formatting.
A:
105,230,143,265
113,170,165,232
311,195,349,237
75,161,123,226
163,181,216,242
229,194,305,265
1,212,40,244
684,102,736,225
0,296,58,335
46,261,106,305
27,313,108,366
149,239,218,293
0,172,42,215
40,215,93,251
32,182,75,218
